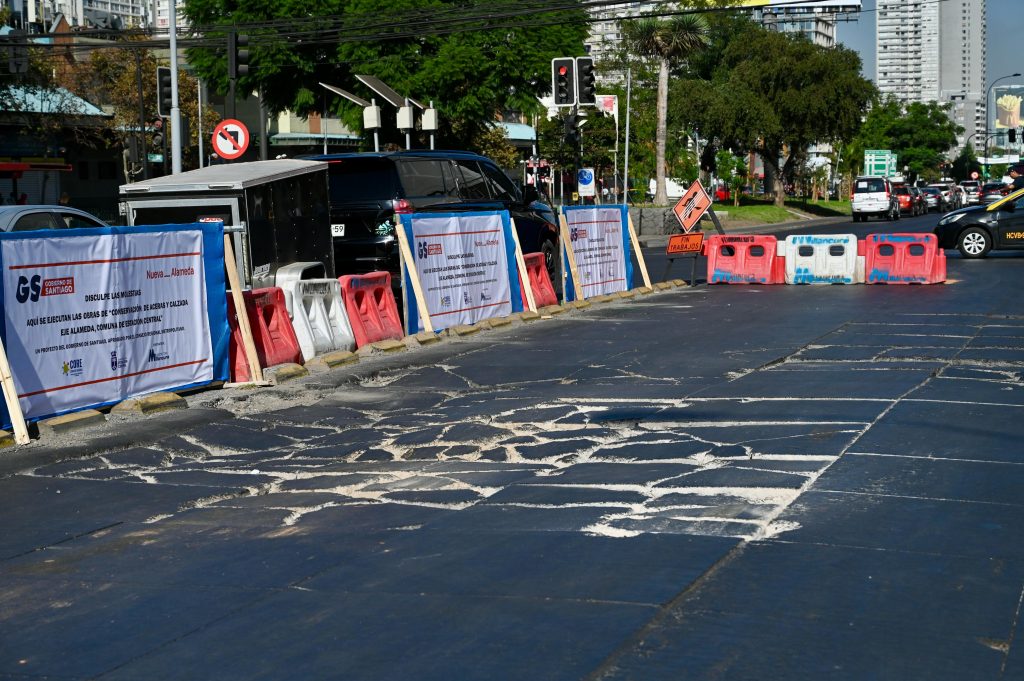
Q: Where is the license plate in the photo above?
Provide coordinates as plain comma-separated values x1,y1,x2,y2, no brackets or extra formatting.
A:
331,223,345,237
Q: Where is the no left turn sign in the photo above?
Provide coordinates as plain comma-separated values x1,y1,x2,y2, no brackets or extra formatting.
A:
211,119,249,160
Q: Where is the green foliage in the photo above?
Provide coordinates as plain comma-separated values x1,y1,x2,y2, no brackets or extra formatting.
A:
847,97,961,181
470,125,517,170
685,26,873,206
950,144,981,182
182,0,588,148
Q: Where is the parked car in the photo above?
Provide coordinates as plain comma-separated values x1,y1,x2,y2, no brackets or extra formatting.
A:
933,187,1024,258
851,175,900,222
303,150,561,289
919,187,942,212
0,204,109,232
960,180,982,205
979,182,1012,205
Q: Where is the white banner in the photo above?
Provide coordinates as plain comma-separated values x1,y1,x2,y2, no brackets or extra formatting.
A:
565,207,628,297
411,213,512,328
2,229,212,420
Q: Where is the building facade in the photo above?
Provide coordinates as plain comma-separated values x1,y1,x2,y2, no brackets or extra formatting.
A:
876,0,986,154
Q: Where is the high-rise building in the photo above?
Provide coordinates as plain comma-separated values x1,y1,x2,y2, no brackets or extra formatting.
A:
876,0,986,154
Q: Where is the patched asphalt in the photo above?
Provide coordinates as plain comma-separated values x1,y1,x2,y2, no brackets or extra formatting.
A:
3,216,1024,679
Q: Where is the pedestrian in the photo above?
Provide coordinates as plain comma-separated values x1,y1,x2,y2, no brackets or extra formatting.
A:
1009,165,1024,191
58,192,71,206
17,193,27,205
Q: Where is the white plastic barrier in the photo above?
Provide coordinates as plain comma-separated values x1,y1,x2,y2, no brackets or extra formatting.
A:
285,278,356,360
784,234,861,285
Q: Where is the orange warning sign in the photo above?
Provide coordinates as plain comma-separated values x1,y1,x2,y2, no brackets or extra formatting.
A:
672,179,712,234
666,232,704,255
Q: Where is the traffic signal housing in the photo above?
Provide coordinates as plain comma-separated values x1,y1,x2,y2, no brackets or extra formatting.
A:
576,57,596,105
1010,128,1018,144
552,57,575,107
228,31,250,79
156,66,172,118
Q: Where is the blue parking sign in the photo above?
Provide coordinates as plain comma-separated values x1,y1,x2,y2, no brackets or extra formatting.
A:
577,167,595,197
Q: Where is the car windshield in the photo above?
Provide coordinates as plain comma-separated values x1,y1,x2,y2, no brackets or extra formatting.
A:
982,183,1004,191
893,187,909,195
854,179,886,193
922,188,940,195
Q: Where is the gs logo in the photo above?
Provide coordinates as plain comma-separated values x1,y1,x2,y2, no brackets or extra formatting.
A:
570,227,579,242
15,275,41,303
417,241,428,259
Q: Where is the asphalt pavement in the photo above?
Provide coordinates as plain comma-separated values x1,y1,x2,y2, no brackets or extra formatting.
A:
4,210,1024,680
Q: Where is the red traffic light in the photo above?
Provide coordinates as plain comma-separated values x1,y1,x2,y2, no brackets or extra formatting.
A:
558,66,568,76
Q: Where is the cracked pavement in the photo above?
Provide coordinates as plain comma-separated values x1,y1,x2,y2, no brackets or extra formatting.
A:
4,248,1024,679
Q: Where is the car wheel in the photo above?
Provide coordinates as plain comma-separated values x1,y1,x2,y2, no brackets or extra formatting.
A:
957,227,991,258
541,238,561,293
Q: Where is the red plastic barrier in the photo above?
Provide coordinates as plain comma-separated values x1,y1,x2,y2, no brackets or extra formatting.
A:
864,233,946,284
338,272,404,347
702,235,784,284
519,252,558,308
227,287,303,382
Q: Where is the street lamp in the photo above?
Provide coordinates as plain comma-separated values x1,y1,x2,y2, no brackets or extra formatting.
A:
986,72,1021,179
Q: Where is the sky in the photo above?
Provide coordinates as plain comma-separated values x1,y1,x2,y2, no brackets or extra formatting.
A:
836,0,1023,85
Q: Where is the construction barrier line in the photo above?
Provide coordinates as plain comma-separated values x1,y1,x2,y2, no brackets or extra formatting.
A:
864,233,947,284
338,272,404,348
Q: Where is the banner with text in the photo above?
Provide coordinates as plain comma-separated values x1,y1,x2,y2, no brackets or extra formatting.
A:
400,210,524,334
562,205,633,302
0,222,230,427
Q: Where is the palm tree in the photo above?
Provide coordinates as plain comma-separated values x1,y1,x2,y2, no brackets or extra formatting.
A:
624,14,709,206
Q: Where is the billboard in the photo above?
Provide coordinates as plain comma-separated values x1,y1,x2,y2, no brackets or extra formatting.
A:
993,85,1024,132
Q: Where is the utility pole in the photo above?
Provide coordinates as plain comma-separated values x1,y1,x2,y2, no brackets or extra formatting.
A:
169,0,182,174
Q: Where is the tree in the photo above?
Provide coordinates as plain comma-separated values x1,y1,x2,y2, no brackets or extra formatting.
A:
716,148,746,207
182,0,588,149
62,41,215,174
846,97,961,183
686,26,874,207
950,144,981,182
623,14,709,205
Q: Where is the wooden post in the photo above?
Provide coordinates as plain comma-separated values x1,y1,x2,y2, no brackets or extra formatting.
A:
223,234,265,384
559,213,585,302
509,218,537,312
627,213,652,288
0,338,30,445
393,216,435,334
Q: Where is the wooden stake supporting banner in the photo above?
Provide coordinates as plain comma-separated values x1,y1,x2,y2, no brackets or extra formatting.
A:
394,216,435,334
223,234,265,385
627,214,652,289
0,338,30,444
509,218,537,312
559,213,585,302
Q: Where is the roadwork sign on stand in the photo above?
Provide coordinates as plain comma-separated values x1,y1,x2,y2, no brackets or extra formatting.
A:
211,119,250,161
666,178,725,285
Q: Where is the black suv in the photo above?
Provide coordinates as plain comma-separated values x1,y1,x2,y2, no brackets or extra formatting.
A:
304,150,560,287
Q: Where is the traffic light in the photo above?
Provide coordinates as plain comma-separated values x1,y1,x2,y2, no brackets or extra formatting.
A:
1010,128,1018,144
156,67,172,118
228,31,250,79
552,57,575,107
576,57,596,105
563,114,580,146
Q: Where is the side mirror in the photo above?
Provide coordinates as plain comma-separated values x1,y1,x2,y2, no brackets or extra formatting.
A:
522,185,539,205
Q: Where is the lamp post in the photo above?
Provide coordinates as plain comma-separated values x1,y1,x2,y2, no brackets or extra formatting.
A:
986,73,1021,179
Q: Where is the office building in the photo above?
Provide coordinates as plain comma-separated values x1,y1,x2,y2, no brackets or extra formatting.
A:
876,0,986,153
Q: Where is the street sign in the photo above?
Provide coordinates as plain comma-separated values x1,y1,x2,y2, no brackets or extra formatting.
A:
971,171,980,180
211,119,250,160
578,168,595,197
672,179,712,234
666,232,704,255
864,149,897,178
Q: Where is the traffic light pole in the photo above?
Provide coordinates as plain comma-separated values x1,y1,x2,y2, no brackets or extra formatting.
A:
168,2,182,174
134,49,149,180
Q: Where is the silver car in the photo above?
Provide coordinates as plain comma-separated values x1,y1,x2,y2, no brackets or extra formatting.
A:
0,205,109,232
